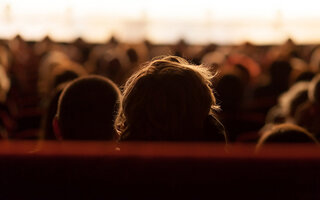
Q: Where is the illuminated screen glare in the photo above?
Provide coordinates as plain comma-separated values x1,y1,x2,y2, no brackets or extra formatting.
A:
0,0,320,44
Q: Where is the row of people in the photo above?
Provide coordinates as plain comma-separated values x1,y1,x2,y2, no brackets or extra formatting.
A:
0,36,319,145
50,56,318,147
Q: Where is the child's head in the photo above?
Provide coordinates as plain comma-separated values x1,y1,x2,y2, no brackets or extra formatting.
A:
54,75,121,140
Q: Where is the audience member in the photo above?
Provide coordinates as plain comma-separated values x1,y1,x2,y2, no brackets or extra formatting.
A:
253,60,292,115
40,84,65,140
53,75,121,140
295,74,320,138
1,35,318,144
278,81,309,121
257,123,318,148
0,64,10,139
115,56,227,142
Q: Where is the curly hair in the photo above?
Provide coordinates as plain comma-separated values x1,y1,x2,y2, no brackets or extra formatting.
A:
115,55,221,141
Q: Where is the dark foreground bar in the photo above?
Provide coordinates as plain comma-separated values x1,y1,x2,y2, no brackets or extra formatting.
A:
0,141,319,199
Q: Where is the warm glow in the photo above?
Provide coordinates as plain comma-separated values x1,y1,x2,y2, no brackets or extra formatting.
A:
1,0,320,44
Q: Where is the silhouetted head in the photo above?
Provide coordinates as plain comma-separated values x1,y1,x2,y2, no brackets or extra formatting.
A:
96,52,124,84
294,71,315,83
54,75,121,140
53,70,79,89
265,105,286,124
279,81,309,118
115,56,221,141
126,48,139,64
38,51,86,98
0,64,10,103
42,84,65,140
309,74,320,104
234,64,250,85
257,123,318,148
270,60,292,92
216,73,245,111
0,44,11,72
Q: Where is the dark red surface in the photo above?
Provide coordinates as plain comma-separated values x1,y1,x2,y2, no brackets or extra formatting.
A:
0,141,319,199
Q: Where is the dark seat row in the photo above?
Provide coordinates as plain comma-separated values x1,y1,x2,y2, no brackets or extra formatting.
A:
0,141,319,199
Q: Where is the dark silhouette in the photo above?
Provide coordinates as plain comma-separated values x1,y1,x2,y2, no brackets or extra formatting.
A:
115,56,226,142
41,84,65,140
257,123,318,148
53,75,121,140
279,81,309,119
295,74,320,138
253,60,292,114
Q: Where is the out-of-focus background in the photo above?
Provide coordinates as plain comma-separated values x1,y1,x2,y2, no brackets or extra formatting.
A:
1,0,320,143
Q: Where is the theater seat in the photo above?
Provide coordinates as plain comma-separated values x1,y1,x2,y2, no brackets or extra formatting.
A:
0,141,319,199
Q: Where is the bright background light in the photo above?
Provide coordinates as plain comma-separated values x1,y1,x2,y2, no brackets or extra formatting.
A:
1,0,320,44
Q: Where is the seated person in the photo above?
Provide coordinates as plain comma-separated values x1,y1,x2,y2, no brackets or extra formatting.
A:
295,74,320,138
40,65,87,139
53,75,121,140
0,63,11,139
115,56,227,142
257,123,318,149
41,84,66,140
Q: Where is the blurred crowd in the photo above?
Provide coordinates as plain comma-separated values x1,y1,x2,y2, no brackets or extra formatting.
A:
0,35,320,145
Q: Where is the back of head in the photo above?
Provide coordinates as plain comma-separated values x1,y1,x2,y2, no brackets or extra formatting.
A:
56,75,121,140
309,74,320,104
96,51,126,85
257,123,318,148
294,71,315,83
0,64,10,103
270,60,292,92
51,62,87,88
270,60,292,77
116,56,222,141
126,48,139,64
216,73,245,111
279,81,309,118
43,85,65,140
234,64,251,84
53,70,80,89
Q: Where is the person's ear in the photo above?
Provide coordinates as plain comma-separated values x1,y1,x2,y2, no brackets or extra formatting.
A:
53,116,63,140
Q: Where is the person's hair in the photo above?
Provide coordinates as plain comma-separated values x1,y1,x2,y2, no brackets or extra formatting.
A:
265,105,286,124
279,81,309,117
216,73,245,111
257,123,318,148
269,60,292,91
294,71,315,83
309,74,320,104
0,64,10,103
126,48,139,63
42,84,65,140
53,70,79,89
56,75,121,140
115,55,222,141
